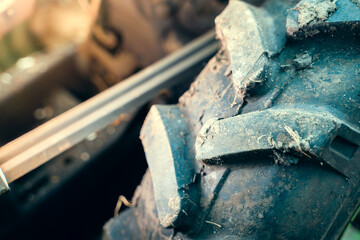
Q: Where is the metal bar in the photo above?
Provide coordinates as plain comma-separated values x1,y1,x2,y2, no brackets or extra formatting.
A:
0,31,218,184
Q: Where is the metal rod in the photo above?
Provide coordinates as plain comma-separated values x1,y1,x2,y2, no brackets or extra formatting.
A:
0,31,218,183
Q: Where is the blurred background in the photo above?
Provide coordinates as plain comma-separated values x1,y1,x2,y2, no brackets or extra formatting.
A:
0,0,224,239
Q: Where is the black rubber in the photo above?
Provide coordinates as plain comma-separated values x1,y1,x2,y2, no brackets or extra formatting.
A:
104,0,360,239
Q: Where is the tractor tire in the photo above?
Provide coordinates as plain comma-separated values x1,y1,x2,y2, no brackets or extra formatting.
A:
104,0,360,239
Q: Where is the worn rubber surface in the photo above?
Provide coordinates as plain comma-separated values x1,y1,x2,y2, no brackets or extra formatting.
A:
104,0,360,239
